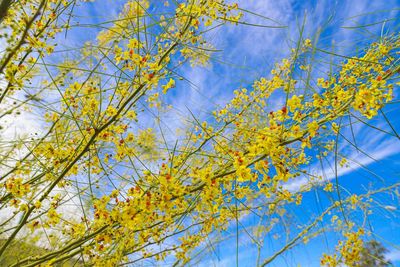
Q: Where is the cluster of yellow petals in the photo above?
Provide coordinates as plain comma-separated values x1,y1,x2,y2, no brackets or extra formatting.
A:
0,0,399,266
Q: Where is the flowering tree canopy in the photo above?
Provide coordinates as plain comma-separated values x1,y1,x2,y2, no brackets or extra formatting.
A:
0,0,399,266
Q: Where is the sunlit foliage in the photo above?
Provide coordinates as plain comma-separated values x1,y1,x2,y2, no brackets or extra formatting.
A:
0,0,399,266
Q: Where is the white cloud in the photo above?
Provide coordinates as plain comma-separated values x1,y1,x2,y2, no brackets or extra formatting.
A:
386,249,400,262
284,125,400,192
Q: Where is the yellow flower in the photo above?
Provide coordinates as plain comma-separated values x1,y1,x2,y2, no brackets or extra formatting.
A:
287,95,302,112
127,38,142,50
106,106,118,117
324,183,333,192
34,201,42,209
304,38,312,48
339,158,347,167
162,78,175,94
350,195,358,206
379,43,389,54
126,110,137,120
307,121,319,137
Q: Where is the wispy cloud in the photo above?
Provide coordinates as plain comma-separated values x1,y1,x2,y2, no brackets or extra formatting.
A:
385,250,400,263
386,249,400,263
285,123,400,192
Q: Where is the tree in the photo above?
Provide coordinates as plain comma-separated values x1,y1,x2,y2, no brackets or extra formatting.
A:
358,240,392,267
0,0,399,266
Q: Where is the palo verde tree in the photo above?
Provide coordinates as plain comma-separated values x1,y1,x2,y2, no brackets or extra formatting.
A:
0,0,399,266
358,240,392,267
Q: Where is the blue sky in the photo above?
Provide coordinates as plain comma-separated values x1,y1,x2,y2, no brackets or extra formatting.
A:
43,0,400,266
